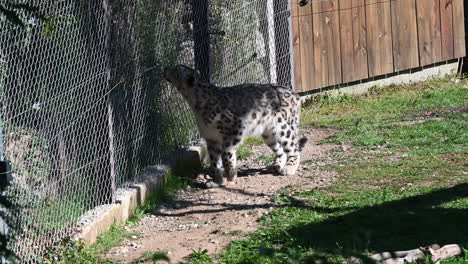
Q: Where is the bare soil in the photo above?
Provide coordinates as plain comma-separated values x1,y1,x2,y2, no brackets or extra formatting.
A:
106,128,339,263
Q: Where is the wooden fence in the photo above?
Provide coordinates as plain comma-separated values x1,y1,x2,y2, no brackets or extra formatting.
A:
291,0,466,92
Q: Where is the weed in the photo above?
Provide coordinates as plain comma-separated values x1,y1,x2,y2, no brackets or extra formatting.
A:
237,137,264,161
237,145,254,161
40,225,128,264
255,154,274,166
185,248,213,264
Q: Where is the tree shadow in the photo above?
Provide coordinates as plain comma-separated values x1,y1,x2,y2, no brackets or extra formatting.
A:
237,167,278,177
285,183,468,261
156,185,358,217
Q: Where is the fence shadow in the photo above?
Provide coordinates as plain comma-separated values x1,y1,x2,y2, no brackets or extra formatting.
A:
283,183,468,262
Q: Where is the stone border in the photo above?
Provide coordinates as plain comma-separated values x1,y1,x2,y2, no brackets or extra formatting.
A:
74,144,208,244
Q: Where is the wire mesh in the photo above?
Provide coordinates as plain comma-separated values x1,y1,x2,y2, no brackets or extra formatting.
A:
209,0,292,87
0,0,293,262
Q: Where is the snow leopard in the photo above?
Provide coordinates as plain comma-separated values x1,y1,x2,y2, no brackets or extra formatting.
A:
163,65,307,186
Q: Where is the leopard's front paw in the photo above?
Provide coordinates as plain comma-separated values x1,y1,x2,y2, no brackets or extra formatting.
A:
225,168,237,182
213,168,225,185
279,164,298,176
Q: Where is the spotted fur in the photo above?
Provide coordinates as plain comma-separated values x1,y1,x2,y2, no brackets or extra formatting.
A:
164,65,307,185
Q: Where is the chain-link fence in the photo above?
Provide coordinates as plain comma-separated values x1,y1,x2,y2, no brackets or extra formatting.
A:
0,0,293,262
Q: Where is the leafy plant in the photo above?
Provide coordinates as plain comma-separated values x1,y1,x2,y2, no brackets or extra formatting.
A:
185,248,213,264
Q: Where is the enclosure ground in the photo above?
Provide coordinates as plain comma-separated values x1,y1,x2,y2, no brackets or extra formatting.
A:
104,127,337,263
105,76,467,264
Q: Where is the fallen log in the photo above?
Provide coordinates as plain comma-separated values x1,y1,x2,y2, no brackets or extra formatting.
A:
348,243,466,264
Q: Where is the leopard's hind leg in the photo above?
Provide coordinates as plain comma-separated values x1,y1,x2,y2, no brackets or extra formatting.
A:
263,131,287,174
278,110,307,176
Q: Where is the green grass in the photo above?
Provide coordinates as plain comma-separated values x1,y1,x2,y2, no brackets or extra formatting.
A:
302,77,467,148
255,154,274,166
40,225,127,264
237,137,264,160
219,76,468,264
39,162,199,264
185,248,214,264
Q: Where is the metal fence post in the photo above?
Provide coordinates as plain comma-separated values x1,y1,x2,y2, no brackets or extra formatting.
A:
192,0,210,82
0,117,10,264
460,4,468,73
267,0,278,84
273,0,291,87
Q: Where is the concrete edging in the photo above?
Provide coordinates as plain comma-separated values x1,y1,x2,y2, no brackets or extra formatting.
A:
75,144,208,244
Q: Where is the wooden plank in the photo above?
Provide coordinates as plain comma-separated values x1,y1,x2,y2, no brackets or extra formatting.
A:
312,0,342,88
439,0,454,60
416,0,442,66
391,0,419,71
340,6,354,82
297,0,315,92
312,9,327,88
313,0,339,13
290,0,303,91
340,0,368,83
365,0,393,77
453,0,466,58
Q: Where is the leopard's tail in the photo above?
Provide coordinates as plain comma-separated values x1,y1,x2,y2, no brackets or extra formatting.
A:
297,137,308,152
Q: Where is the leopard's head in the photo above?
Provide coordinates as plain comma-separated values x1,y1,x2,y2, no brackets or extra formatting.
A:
163,65,200,95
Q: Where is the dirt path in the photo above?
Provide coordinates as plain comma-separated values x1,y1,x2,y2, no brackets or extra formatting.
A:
106,128,338,263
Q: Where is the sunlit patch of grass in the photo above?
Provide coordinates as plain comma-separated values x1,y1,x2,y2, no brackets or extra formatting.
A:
220,76,468,264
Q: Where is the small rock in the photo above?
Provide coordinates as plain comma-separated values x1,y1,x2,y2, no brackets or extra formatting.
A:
463,85,468,89
196,173,205,180
451,78,461,83
205,181,219,189
174,202,182,209
131,235,137,239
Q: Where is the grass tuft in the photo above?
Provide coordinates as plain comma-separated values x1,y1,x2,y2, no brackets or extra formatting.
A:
237,137,264,160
